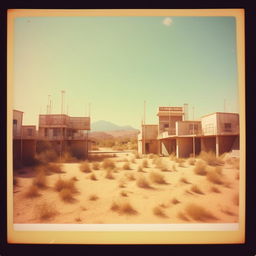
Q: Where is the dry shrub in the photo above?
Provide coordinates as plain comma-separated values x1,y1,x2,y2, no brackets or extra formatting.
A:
225,157,240,169
125,172,136,181
54,177,78,193
71,176,79,182
61,152,77,163
120,190,128,197
177,212,189,221
102,159,116,170
171,198,180,204
118,178,126,188
188,158,196,166
33,168,47,188
199,151,224,166
36,202,58,221
36,150,58,164
152,155,160,164
185,204,217,221
153,206,167,218
136,174,151,188
90,172,97,181
123,162,131,170
134,151,141,159
130,157,136,164
206,167,223,184
110,199,137,215
172,164,177,172
142,159,149,168
75,217,82,222
89,194,99,201
180,177,190,184
193,160,207,175
105,169,115,179
80,161,91,173
178,162,185,167
137,166,144,172
191,185,204,194
176,158,185,164
149,171,167,184
59,188,75,202
211,186,221,193
47,163,63,173
233,193,239,206
92,162,100,170
155,159,169,172
169,153,176,161
25,184,41,198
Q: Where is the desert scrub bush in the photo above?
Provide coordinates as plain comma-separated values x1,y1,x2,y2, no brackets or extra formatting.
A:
177,212,189,221
180,177,190,184
134,151,141,159
155,159,169,172
190,185,204,194
61,151,77,163
89,194,99,201
149,171,167,184
152,155,160,164
206,167,224,184
193,160,207,175
25,184,41,198
36,202,58,221
211,186,221,193
47,163,63,173
105,169,115,179
188,158,196,166
172,164,177,172
142,159,149,168
120,190,128,197
33,168,47,188
171,198,180,204
199,151,224,166
92,162,100,170
137,166,144,172
175,158,185,164
185,203,217,222
148,154,155,159
136,174,151,188
169,153,176,161
125,172,136,181
80,161,91,173
102,159,116,170
122,162,131,170
71,176,79,182
110,199,137,215
130,157,136,164
36,149,58,164
153,206,167,218
54,177,78,193
90,172,97,181
118,178,126,188
59,188,75,202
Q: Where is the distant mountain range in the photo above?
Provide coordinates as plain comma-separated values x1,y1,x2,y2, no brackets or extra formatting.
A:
89,120,139,141
91,120,137,132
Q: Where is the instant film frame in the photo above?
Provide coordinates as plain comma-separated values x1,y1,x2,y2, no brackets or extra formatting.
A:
7,9,245,244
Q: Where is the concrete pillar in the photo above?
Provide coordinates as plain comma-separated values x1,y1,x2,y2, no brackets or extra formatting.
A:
176,138,179,158
216,136,219,157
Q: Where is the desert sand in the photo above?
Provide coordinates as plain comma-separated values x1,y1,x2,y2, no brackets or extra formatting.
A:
13,149,239,224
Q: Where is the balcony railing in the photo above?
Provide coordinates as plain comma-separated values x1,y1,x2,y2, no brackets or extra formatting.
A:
37,134,88,140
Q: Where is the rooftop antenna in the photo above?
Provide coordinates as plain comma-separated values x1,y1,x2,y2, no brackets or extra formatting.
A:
61,90,65,115
224,99,227,112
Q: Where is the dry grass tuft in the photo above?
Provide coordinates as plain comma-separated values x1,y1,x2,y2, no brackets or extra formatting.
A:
153,206,167,218
185,203,217,221
169,153,177,161
149,171,167,184
71,176,79,182
191,185,204,194
90,172,97,181
142,159,149,168
54,177,78,193
123,162,131,170
89,194,99,201
33,168,47,188
105,169,115,179
176,158,185,164
206,167,224,184
125,172,136,181
25,184,41,198
59,188,75,202
199,151,224,166
177,212,189,221
180,177,190,184
134,152,141,159
148,154,155,159
118,178,126,188
136,174,151,189
120,190,128,197
130,157,136,164
171,198,180,204
225,157,239,169
47,163,63,173
75,217,82,222
172,164,177,172
110,199,137,215
188,158,196,166
211,186,221,193
137,166,144,172
36,202,58,221
92,162,100,170
193,160,207,175
102,159,116,170
80,161,91,173
155,159,169,172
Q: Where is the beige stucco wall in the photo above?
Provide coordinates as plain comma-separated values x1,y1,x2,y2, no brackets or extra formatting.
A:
176,121,201,136
216,113,239,135
176,137,193,158
201,113,217,135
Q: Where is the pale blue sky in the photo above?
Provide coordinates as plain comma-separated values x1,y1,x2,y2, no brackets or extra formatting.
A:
13,16,239,129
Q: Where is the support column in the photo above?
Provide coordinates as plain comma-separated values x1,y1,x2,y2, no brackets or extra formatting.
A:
176,138,179,158
216,136,219,157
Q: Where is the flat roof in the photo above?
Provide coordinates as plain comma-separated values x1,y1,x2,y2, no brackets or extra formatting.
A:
13,109,24,113
201,112,239,118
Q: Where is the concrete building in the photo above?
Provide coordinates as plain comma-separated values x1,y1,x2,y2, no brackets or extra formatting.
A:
13,110,37,165
37,114,91,159
138,106,239,158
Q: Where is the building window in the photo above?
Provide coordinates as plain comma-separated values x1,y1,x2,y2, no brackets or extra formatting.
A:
163,123,169,128
224,123,232,131
13,119,17,125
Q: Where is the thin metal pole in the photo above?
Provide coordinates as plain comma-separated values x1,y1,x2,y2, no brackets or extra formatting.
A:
143,100,146,155
192,105,195,158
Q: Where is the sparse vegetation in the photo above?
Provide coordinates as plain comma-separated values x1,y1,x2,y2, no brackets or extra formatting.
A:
180,177,190,184
171,198,180,204
137,166,144,172
33,168,47,188
36,202,58,221
92,162,100,170
125,172,136,181
54,177,78,193
199,151,224,166
142,159,148,168
80,161,91,173
153,206,167,218
25,184,41,198
211,186,221,193
102,159,116,170
105,169,115,179
90,172,97,181
134,152,141,159
206,167,224,184
185,203,217,221
193,160,207,175
59,188,75,202
47,163,63,173
191,185,204,194
188,158,196,166
136,174,151,189
110,199,137,215
172,164,177,172
149,171,167,184
120,190,128,197
123,162,131,170
89,194,99,201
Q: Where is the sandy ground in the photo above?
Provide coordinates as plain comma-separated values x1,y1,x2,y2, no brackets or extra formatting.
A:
13,149,239,224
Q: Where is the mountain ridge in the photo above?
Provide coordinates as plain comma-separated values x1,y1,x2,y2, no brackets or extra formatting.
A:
91,120,137,132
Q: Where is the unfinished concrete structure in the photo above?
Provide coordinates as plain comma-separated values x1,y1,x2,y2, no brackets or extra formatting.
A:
138,106,239,158
13,110,37,165
37,114,91,159
138,124,158,154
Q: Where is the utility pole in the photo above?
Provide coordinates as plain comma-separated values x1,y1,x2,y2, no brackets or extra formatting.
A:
192,105,195,158
60,90,65,161
143,100,146,155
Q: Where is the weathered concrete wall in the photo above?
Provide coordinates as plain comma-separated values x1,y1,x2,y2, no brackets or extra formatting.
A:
13,110,23,137
69,140,88,159
201,137,216,153
218,135,239,155
176,137,193,158
22,139,36,163
176,121,201,136
217,113,239,135
201,113,217,135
